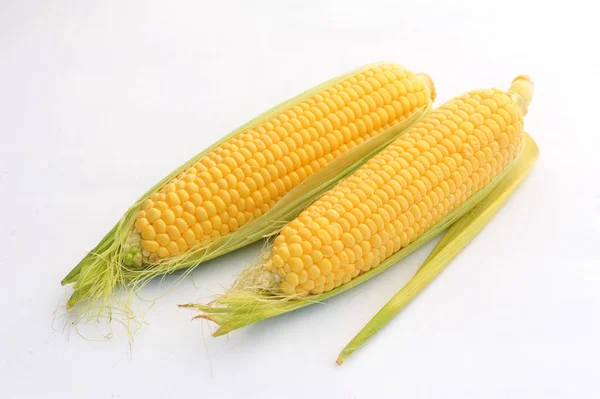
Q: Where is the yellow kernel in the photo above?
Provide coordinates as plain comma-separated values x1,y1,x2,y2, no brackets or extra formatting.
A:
159,209,174,225
202,201,217,217
190,223,204,238
341,232,355,247
506,103,520,122
301,254,313,268
154,201,169,211
318,259,332,275
201,220,213,235
142,199,154,211
146,208,161,223
213,196,227,213
321,245,334,257
167,225,181,240
153,219,167,234
185,181,199,194
344,212,358,228
177,189,190,203
197,186,211,200
208,166,223,181
195,206,209,222
271,254,284,269
314,217,329,228
164,183,177,193
176,238,188,251
324,224,342,241
317,230,332,245
174,218,188,233
135,218,150,232
167,241,179,255
210,215,223,231
307,265,321,280
157,247,169,258
156,233,170,246
172,205,183,217
330,255,342,271
289,243,303,258
182,201,195,215
301,279,315,291
311,249,323,263
498,132,509,149
331,240,344,254
312,285,325,295
286,273,299,287
166,192,180,206
182,229,196,246
289,257,304,273
182,211,196,227
236,181,250,198
298,269,308,284
351,228,363,243
278,244,290,261
142,240,159,253
141,225,156,240
325,209,339,222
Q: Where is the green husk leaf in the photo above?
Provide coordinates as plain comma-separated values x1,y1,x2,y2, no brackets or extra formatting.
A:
182,135,539,336
63,62,433,323
336,134,539,364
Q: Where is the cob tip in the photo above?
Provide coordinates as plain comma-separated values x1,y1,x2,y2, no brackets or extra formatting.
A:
509,74,533,116
416,73,436,102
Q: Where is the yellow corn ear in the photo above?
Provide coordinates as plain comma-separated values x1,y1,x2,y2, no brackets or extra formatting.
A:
63,62,435,317
133,64,434,264
267,77,528,295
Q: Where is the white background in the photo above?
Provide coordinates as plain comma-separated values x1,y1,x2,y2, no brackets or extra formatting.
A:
1,1,599,398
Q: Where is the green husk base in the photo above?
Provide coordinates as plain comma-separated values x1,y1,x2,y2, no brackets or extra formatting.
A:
62,62,432,324
336,133,539,364
182,134,538,340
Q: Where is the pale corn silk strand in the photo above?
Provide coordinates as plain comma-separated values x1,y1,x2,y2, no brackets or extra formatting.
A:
61,62,436,331
187,76,536,341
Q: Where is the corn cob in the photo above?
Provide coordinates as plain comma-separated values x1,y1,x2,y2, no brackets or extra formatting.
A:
63,62,435,316
185,76,538,346
267,78,528,295
133,65,433,263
